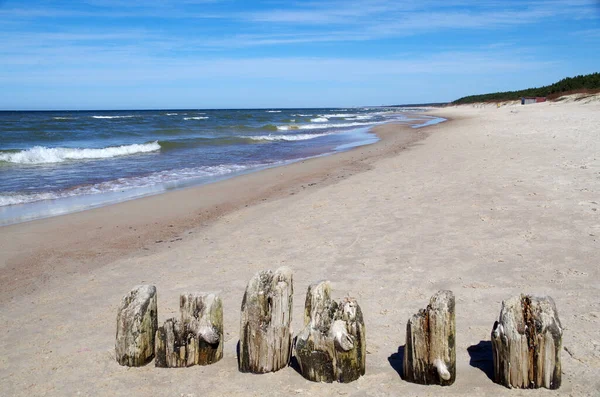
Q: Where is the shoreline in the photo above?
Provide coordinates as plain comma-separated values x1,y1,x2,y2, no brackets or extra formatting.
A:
0,116,449,303
0,114,443,227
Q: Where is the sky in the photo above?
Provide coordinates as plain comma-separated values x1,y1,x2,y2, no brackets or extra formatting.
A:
0,0,599,110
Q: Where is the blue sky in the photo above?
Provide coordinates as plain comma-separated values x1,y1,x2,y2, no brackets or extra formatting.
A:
1,0,599,110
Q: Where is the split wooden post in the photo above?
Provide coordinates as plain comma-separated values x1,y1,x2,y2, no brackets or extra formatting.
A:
115,285,158,366
294,281,366,383
403,290,456,386
238,267,293,373
155,293,223,368
491,294,562,389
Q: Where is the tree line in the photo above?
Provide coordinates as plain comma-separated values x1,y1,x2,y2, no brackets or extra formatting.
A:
452,72,600,104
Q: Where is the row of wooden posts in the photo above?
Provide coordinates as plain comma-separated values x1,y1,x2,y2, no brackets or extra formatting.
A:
115,266,562,389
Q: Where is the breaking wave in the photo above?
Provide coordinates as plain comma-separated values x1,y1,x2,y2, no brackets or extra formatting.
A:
183,116,209,120
0,142,161,164
276,121,378,131
91,115,136,119
242,133,330,141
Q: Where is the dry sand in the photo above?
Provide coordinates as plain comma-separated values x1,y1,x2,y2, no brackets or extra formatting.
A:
1,100,599,396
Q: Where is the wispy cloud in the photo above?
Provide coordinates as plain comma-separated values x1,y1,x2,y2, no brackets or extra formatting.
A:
571,28,600,38
0,49,559,86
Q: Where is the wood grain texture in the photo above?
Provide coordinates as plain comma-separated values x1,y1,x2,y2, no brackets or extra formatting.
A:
238,267,293,373
491,294,562,389
115,285,157,366
404,290,456,386
295,281,366,383
155,293,223,367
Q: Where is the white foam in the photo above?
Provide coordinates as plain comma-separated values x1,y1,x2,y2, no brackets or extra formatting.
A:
326,113,360,118
0,142,161,164
265,110,281,113
53,117,77,120
0,163,257,207
346,115,373,120
277,121,379,131
91,115,136,119
166,113,178,116
243,133,330,141
184,116,209,120
292,114,313,117
310,117,329,123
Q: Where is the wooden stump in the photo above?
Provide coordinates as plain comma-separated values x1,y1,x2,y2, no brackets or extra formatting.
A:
491,294,562,389
155,318,187,367
238,267,293,373
295,281,366,383
115,285,158,366
404,290,456,386
180,293,223,365
155,293,223,368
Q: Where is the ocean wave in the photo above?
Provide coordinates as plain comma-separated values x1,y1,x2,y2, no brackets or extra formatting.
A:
276,121,377,131
53,117,77,120
183,116,209,120
292,114,313,117
265,110,281,113
166,113,178,116
0,142,161,164
326,113,360,118
310,117,329,123
91,115,136,119
0,163,261,207
242,133,330,141
346,115,373,120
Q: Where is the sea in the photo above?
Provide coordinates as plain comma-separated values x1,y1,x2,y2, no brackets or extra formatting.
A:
0,108,444,225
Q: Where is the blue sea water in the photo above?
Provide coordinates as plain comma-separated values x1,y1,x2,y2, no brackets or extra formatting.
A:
0,108,441,225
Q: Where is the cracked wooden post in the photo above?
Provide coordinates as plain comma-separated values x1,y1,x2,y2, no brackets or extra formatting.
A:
155,293,223,368
491,294,562,389
180,293,223,365
295,281,366,383
154,318,187,367
115,285,158,366
403,290,456,386
238,267,293,373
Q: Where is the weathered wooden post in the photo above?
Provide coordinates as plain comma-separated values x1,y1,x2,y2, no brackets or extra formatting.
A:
180,293,223,365
155,293,223,368
491,294,562,389
238,267,293,373
154,318,187,367
115,285,158,366
403,290,456,386
294,281,366,383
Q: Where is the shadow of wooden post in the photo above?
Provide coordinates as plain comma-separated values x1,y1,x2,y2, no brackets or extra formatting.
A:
467,341,494,381
387,345,405,379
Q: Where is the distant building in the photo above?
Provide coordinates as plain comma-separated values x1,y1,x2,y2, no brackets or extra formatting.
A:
521,97,547,105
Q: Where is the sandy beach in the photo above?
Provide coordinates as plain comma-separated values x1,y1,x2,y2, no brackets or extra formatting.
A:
1,100,599,396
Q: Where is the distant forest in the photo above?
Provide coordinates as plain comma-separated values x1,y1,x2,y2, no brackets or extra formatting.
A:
452,72,600,104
